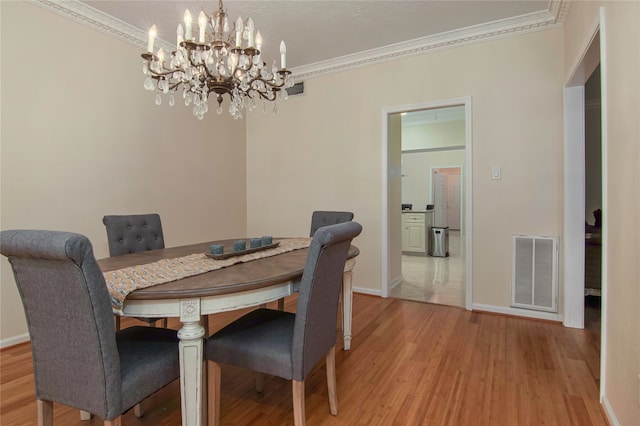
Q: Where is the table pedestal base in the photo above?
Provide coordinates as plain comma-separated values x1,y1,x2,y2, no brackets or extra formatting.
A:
178,299,205,426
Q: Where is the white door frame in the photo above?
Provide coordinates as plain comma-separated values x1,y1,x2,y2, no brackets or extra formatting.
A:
563,5,603,331
563,7,607,401
381,96,473,310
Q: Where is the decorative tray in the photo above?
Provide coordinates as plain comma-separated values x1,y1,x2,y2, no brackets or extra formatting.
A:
205,242,280,260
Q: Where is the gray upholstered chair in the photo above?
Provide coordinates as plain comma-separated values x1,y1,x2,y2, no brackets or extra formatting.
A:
268,211,354,312
205,221,362,426
309,211,354,236
102,214,165,256
0,230,180,426
102,214,168,329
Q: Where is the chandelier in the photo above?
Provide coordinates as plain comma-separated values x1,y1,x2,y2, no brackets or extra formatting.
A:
141,0,294,120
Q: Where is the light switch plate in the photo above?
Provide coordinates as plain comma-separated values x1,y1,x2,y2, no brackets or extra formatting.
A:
492,166,501,180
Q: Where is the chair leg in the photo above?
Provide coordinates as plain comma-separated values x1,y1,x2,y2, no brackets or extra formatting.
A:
326,346,338,415
37,400,53,426
114,315,121,331
292,380,305,426
134,402,144,418
104,417,121,426
162,317,168,328
80,410,91,420
277,297,285,310
207,360,221,426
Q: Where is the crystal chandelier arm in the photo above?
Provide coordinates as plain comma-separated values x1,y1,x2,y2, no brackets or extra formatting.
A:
150,68,175,78
246,77,282,94
185,55,218,90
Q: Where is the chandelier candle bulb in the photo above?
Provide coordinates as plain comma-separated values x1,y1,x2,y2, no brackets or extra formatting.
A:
235,17,243,47
255,31,262,52
247,18,255,47
177,24,184,47
184,10,192,40
198,11,207,43
147,25,156,53
280,41,287,69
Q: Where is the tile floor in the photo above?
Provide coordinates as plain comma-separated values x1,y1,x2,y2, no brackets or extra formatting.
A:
391,230,466,308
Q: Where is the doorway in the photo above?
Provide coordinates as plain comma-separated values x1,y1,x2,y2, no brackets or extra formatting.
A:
563,8,607,398
431,167,462,229
381,98,472,310
397,164,464,306
583,66,602,336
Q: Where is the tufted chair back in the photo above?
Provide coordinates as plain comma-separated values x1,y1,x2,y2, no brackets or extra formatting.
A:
309,211,354,237
0,229,180,423
102,213,170,330
102,214,165,257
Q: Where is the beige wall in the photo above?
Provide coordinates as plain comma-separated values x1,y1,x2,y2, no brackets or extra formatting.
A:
402,149,466,210
0,2,247,344
565,1,640,423
402,120,465,151
245,28,565,301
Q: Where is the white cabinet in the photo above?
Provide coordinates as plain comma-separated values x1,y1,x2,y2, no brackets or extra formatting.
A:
402,212,433,255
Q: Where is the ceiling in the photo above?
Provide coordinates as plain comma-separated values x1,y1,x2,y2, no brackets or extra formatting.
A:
81,0,552,70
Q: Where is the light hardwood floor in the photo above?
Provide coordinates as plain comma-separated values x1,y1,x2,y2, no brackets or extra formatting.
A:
392,230,465,307
1,294,607,425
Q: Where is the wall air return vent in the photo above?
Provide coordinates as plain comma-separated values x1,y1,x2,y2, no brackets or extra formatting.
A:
511,235,558,312
286,82,304,96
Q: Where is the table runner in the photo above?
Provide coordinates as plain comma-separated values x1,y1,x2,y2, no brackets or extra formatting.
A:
104,238,311,313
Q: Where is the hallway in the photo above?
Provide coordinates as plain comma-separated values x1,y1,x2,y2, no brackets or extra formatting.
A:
391,230,465,307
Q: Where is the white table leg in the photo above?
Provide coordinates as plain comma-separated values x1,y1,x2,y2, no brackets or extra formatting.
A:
342,259,356,350
178,299,205,426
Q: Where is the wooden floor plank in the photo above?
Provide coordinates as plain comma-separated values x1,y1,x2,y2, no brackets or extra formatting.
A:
1,295,607,425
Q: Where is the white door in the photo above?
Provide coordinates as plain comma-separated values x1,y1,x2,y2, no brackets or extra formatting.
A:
447,173,461,230
433,171,448,227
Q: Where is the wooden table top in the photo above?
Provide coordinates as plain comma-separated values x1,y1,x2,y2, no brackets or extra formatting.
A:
98,239,359,301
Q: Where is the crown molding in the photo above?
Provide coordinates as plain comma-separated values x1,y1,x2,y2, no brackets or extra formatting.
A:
27,0,570,81
293,0,571,80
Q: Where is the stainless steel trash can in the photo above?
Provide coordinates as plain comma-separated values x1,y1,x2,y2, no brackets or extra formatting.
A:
429,226,449,257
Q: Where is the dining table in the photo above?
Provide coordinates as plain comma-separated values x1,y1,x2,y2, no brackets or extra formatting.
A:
98,238,359,426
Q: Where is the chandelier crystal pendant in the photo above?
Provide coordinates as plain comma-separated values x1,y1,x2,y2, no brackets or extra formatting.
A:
141,0,294,120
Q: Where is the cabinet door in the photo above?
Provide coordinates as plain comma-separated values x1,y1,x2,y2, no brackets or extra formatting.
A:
405,223,426,252
402,223,410,251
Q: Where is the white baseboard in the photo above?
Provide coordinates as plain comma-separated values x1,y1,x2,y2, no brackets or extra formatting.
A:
353,286,382,297
472,303,563,322
389,275,403,291
601,394,620,426
1,333,30,349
